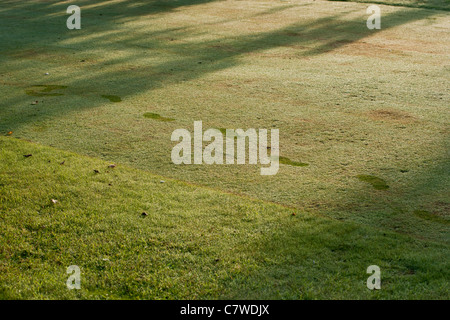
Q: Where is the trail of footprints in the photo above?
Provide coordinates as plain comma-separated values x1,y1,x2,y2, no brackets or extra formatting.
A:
24,86,412,190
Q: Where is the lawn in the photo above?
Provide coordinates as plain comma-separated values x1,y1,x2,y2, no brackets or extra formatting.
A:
0,0,449,299
1,137,448,299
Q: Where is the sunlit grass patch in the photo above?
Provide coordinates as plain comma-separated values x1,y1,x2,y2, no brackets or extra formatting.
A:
0,136,448,299
279,156,309,167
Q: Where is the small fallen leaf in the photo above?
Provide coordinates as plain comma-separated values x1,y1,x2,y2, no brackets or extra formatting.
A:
291,212,296,216
94,169,100,174
141,212,148,216
108,164,116,168
60,161,65,165
7,131,13,135
31,101,38,105
24,154,32,158
51,199,58,204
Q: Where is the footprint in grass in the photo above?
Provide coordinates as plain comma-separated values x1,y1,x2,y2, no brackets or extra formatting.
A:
143,112,175,122
26,85,68,97
218,128,227,135
279,156,308,167
101,95,122,102
357,174,389,190
210,133,309,167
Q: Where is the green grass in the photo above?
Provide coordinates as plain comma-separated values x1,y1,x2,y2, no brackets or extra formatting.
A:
0,0,449,299
0,137,449,299
414,210,450,225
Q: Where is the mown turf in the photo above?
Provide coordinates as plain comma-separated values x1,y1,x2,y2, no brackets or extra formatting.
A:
0,0,448,245
0,137,449,299
0,0,448,299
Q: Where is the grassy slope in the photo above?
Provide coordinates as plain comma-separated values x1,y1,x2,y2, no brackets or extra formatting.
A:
0,0,448,245
329,0,450,11
0,0,448,299
0,136,448,299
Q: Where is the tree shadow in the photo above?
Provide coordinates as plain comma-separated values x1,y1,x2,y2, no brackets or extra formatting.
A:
0,1,440,131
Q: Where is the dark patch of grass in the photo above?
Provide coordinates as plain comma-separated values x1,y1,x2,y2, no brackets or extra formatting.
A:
143,112,175,122
279,156,309,167
357,175,389,190
101,95,122,102
414,210,449,225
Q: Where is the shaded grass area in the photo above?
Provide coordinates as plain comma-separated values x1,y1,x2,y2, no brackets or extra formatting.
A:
0,0,444,129
0,137,449,299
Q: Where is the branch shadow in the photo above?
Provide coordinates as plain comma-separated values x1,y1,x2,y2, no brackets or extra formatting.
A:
0,1,440,132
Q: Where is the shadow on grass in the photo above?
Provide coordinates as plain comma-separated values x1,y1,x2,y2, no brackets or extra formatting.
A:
0,0,440,130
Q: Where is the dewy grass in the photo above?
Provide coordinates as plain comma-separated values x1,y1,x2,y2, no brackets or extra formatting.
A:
0,0,447,244
0,1,447,244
